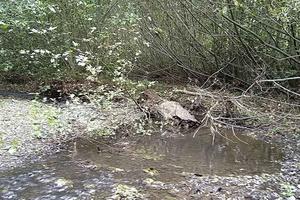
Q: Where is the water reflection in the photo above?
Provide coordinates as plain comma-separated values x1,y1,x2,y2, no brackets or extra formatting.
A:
0,130,283,199
73,130,282,182
132,131,282,175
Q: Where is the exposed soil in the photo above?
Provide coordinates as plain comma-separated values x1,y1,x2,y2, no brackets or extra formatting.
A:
0,85,299,199
0,94,142,171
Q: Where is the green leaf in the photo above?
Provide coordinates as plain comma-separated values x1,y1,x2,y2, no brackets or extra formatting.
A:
0,23,9,31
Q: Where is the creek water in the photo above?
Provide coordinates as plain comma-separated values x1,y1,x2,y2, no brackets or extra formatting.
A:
0,130,283,199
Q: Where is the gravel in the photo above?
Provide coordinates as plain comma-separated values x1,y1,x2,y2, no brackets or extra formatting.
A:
0,95,299,199
0,97,142,171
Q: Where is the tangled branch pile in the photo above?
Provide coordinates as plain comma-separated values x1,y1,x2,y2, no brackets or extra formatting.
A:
175,85,300,137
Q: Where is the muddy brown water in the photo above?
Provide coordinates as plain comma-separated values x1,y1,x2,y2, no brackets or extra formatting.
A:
0,129,283,199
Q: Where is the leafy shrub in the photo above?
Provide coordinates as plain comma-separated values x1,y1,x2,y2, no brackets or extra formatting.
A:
0,0,141,82
1,0,299,89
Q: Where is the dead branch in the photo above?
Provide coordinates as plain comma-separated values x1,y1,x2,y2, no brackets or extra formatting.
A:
258,77,300,83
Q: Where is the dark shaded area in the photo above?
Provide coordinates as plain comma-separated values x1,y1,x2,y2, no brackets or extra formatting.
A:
0,90,36,100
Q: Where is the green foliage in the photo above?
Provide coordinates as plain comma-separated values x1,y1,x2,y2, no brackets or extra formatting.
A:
0,0,141,81
1,0,299,88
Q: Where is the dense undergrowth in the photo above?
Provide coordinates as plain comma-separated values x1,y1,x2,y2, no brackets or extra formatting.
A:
1,0,140,83
0,0,299,135
1,0,299,89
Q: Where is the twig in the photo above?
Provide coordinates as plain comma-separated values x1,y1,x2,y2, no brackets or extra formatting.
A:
232,127,248,145
258,77,300,83
274,82,300,97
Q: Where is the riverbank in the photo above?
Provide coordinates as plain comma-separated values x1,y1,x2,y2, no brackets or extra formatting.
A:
0,84,299,199
0,95,142,171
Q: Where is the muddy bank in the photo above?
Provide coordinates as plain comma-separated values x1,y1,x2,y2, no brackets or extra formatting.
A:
0,88,299,199
0,96,142,171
